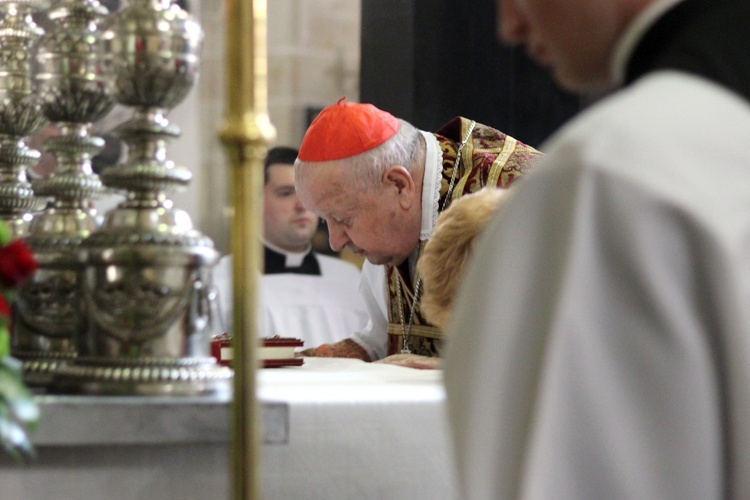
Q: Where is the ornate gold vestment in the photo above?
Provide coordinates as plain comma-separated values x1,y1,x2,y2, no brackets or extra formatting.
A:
385,116,542,356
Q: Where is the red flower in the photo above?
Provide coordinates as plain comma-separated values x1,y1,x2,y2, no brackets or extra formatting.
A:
0,239,38,288
0,294,9,317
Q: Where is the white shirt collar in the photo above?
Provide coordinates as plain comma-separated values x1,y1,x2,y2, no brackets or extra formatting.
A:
419,129,443,242
610,0,686,85
262,238,312,267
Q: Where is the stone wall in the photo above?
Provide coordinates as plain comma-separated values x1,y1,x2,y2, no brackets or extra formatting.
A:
194,0,362,254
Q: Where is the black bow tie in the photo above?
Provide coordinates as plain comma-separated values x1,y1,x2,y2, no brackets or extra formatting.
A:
264,246,322,276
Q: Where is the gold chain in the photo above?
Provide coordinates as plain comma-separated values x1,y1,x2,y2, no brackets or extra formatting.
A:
395,273,422,354
441,120,476,211
395,121,474,355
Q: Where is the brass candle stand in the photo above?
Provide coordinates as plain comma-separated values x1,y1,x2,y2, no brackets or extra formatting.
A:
220,0,275,497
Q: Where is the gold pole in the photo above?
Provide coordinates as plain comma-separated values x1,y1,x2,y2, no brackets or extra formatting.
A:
220,0,276,498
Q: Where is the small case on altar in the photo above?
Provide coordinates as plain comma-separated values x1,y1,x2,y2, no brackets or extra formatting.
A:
211,333,304,368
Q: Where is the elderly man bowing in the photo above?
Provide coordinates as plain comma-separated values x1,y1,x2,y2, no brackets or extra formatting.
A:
294,99,542,366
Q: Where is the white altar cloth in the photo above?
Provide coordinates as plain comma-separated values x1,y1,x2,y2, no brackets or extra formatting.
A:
259,357,458,500
0,358,457,500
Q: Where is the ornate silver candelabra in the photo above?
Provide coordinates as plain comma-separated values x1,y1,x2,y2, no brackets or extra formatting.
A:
0,0,50,237
52,0,231,395
12,0,114,386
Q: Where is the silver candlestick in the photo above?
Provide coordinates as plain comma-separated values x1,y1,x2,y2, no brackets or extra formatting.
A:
12,0,116,386
52,0,231,396
0,0,50,237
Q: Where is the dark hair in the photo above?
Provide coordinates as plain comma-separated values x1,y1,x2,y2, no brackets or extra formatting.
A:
264,146,299,184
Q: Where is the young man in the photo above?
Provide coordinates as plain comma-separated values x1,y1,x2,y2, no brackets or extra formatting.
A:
294,99,542,365
215,147,367,347
445,0,750,498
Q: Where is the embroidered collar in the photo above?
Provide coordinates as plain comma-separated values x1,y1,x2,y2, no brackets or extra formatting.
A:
419,130,443,242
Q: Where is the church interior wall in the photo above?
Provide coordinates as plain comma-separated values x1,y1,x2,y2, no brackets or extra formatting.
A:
188,0,362,256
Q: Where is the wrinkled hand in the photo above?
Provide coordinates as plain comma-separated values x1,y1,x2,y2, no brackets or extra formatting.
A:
375,354,442,370
295,339,370,361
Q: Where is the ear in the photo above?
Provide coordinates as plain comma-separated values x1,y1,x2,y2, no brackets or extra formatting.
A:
383,166,416,209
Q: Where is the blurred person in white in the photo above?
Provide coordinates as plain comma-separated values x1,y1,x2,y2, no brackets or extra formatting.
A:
214,146,368,347
444,0,750,498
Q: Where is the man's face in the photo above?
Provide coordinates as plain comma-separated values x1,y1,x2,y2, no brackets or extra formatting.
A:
296,163,419,267
263,163,319,252
496,0,635,91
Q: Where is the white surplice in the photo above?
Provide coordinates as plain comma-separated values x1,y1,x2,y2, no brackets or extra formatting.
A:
214,252,368,349
445,72,750,499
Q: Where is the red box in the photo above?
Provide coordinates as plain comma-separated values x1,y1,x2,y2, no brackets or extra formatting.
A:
211,334,304,368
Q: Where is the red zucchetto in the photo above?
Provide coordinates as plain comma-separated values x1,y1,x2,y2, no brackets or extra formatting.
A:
298,98,401,162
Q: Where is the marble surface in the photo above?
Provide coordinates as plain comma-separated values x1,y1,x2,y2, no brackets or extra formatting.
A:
28,394,289,446
31,394,232,446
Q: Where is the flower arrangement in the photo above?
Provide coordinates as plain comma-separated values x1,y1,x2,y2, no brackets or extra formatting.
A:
0,221,39,462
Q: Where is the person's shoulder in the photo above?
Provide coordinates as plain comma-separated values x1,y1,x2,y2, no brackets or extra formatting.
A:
547,72,747,157
433,116,499,140
534,72,750,199
432,116,464,138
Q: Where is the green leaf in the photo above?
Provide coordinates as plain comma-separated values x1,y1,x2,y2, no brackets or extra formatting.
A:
0,325,8,358
0,356,38,463
0,221,10,245
0,416,35,463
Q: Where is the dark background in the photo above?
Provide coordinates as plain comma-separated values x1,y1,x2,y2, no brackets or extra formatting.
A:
360,0,586,149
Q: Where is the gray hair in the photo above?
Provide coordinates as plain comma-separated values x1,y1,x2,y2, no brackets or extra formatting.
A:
295,119,424,191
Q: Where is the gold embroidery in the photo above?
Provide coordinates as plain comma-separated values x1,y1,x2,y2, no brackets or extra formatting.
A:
385,117,540,357
488,136,517,187
387,323,443,339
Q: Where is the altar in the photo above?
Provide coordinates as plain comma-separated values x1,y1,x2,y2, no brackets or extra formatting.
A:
0,358,458,500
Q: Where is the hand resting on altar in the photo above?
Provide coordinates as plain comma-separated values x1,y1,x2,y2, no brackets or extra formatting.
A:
375,353,442,370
